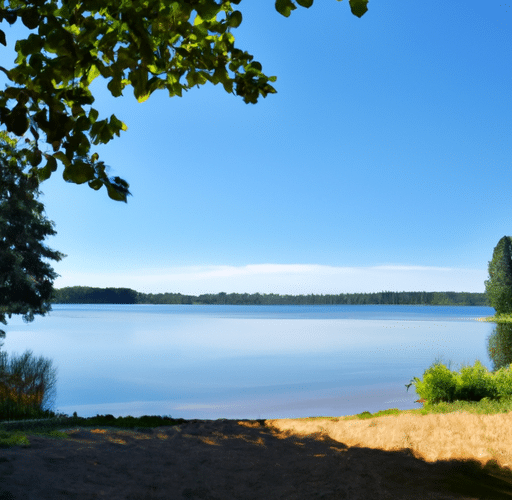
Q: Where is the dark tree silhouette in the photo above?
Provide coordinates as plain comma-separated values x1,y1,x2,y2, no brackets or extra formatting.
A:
0,132,66,343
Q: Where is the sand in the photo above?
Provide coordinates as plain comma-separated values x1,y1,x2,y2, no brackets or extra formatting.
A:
1,415,512,499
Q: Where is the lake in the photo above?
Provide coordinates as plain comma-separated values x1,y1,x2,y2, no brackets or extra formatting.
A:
1,304,496,420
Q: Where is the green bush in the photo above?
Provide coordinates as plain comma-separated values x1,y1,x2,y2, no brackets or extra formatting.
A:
454,360,499,402
408,359,512,405
356,411,372,419
492,363,512,400
414,362,458,404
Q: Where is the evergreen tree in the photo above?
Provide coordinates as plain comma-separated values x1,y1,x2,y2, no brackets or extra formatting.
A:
485,236,512,314
0,132,66,344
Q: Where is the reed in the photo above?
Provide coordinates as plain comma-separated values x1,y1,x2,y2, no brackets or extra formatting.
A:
0,349,57,422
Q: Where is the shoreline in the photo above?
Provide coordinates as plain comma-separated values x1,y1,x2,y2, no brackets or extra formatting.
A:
2,411,512,500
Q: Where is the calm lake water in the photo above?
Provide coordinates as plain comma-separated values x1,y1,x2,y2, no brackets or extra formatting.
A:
1,304,496,420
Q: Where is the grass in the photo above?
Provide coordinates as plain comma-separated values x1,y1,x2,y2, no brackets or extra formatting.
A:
1,395,512,447
478,313,512,323
0,413,189,448
267,396,512,472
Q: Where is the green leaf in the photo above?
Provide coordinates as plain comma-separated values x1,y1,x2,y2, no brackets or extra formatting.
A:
109,115,128,136
275,0,297,17
89,109,99,124
91,119,113,144
53,152,71,167
296,0,314,7
130,67,150,103
38,155,58,181
349,0,369,18
88,179,102,190
21,8,40,30
195,0,222,20
106,183,128,202
228,11,243,28
0,30,6,47
186,71,207,87
107,74,123,97
7,105,29,136
4,87,22,99
4,10,17,25
86,65,101,86
46,155,58,172
62,161,95,184
28,149,42,167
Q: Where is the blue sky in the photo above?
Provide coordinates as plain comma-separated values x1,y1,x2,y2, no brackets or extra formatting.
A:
13,1,512,294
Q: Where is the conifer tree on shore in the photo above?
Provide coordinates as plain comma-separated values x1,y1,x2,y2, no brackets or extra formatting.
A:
485,236,512,314
0,133,66,344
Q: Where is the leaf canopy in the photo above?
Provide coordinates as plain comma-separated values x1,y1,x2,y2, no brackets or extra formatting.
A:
0,0,367,201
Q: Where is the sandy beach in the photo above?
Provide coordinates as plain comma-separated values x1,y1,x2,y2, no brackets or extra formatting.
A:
1,413,512,499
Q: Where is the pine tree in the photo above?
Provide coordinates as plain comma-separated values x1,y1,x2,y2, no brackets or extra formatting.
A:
0,133,66,344
485,236,512,314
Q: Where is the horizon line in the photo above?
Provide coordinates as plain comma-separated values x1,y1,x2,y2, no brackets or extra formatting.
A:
53,286,487,295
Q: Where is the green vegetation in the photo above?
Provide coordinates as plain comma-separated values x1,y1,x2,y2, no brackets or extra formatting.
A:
0,132,65,339
0,0,368,340
305,357,512,422
0,0,367,203
53,286,138,304
480,314,512,323
0,413,187,448
51,286,489,306
0,349,57,421
485,236,512,315
301,395,512,422
406,356,512,405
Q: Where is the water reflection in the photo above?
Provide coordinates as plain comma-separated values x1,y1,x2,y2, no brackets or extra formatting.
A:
486,323,512,372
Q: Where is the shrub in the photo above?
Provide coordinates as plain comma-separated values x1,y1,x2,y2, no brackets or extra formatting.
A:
453,360,499,402
0,349,57,421
408,359,512,406
492,363,512,400
414,362,458,404
356,411,372,419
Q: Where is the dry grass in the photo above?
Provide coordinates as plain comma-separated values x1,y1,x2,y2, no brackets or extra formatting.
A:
266,408,512,471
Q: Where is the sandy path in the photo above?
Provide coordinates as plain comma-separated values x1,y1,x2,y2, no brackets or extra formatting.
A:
0,417,511,499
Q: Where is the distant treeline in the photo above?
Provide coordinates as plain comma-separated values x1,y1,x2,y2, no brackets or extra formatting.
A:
51,287,489,306
52,287,139,304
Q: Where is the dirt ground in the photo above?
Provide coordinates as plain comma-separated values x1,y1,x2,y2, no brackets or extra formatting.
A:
1,418,512,499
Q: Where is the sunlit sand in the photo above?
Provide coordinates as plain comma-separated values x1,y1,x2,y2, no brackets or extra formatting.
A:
266,409,512,470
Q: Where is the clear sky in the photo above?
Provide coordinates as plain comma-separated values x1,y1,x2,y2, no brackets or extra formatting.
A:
14,1,512,295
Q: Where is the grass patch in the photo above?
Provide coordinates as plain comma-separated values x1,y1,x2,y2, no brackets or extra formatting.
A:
0,413,191,447
2,397,512,449
479,314,512,323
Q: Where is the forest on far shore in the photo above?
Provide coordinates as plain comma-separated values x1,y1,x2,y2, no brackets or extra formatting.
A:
51,287,489,306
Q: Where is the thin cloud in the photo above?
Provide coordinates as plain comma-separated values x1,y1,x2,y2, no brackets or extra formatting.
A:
53,264,487,295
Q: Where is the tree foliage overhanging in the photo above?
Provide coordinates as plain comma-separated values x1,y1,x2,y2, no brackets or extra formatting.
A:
0,0,368,339
52,286,488,306
0,0,368,202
